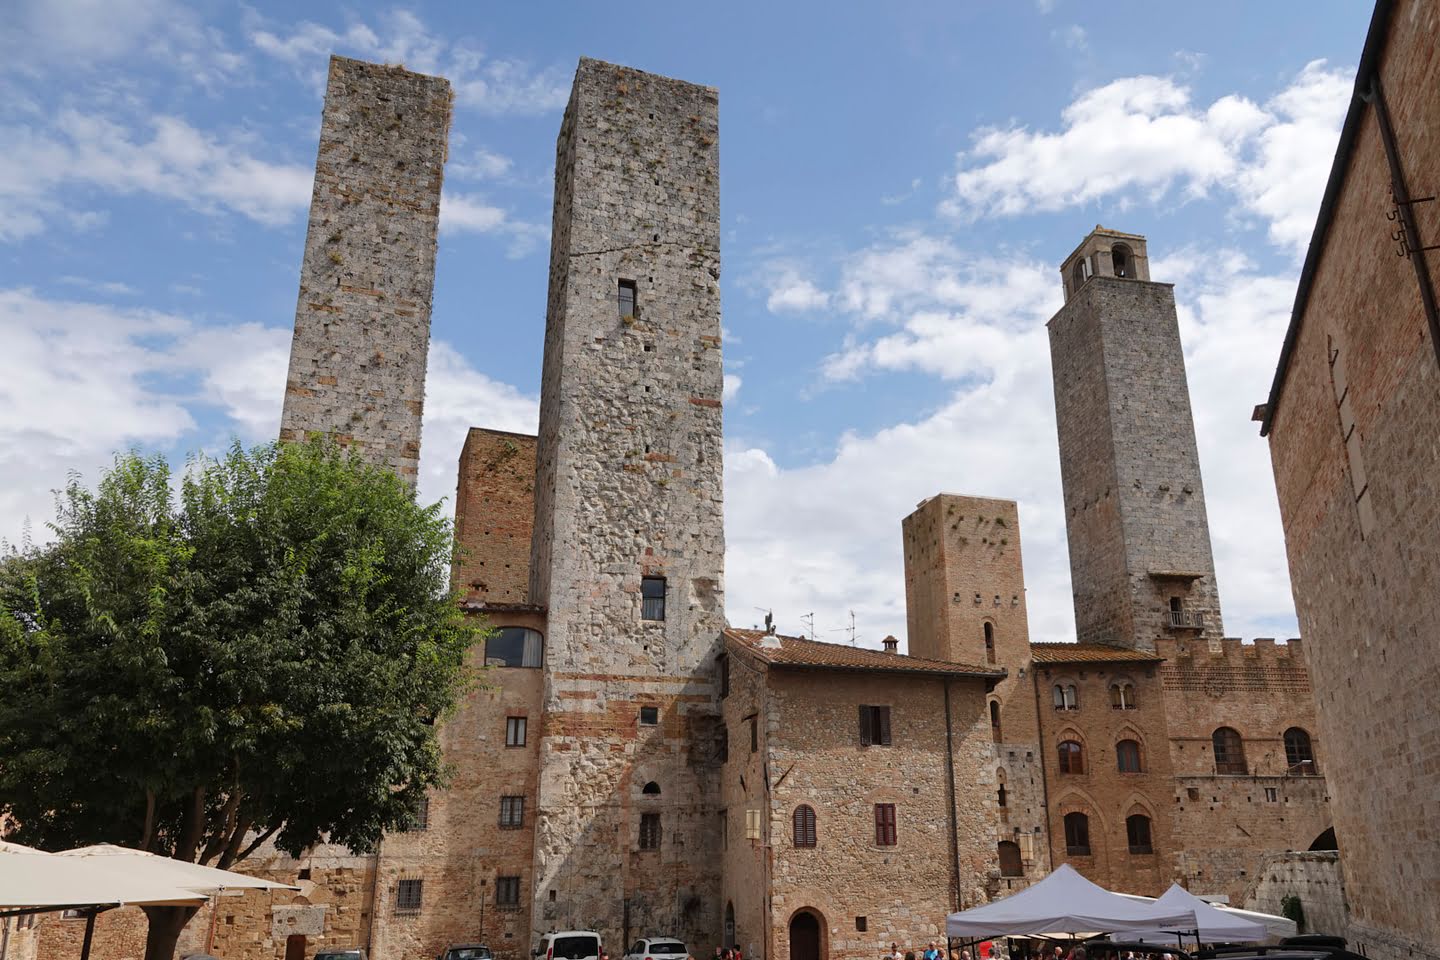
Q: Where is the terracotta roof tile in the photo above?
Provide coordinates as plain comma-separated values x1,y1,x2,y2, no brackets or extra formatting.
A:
1029,643,1163,663
724,628,1004,679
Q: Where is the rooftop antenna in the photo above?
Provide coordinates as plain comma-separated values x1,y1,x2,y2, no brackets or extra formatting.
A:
847,610,857,646
801,612,815,641
753,607,775,634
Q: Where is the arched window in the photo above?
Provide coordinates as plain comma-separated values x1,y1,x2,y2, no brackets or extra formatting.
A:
1063,812,1090,855
984,621,996,664
1126,814,1153,854
1284,728,1316,775
1116,739,1142,773
1058,740,1084,774
1110,682,1136,710
990,700,1002,742
642,781,661,795
1111,243,1133,279
998,840,1023,877
1212,727,1247,775
484,627,544,668
1052,684,1078,711
1071,259,1087,292
793,804,817,848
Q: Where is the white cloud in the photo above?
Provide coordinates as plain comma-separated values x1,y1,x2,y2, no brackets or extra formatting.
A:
765,270,830,313
451,148,514,181
440,191,548,258
723,374,742,403
0,111,312,240
943,61,1351,256
1053,25,1088,50
250,10,569,116
724,230,1301,650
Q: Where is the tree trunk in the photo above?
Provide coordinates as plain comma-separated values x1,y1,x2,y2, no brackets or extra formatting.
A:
141,905,200,960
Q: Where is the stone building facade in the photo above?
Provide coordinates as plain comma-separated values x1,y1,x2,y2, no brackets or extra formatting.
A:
1259,1,1440,957
12,47,1366,960
278,56,451,483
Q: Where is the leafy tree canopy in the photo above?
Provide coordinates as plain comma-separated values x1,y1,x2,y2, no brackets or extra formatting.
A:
0,440,481,868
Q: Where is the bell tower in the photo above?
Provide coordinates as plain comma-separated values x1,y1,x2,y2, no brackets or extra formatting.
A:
1048,226,1224,651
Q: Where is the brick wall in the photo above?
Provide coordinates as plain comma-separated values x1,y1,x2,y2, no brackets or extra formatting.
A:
453,429,538,603
1264,2,1440,955
278,56,450,482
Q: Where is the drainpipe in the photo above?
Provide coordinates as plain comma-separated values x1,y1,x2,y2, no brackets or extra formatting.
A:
942,678,963,912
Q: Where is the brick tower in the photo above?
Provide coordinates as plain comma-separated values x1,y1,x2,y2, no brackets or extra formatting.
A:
902,494,1050,883
279,56,451,483
528,60,726,946
1047,227,1223,651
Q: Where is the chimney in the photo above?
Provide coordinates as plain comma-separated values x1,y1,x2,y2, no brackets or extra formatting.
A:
882,635,899,654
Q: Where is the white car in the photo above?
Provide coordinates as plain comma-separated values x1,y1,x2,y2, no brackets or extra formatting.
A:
535,932,603,960
623,938,688,960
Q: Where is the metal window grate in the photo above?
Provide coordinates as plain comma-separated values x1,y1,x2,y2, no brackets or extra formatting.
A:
496,876,521,908
639,812,662,850
396,878,423,914
500,795,525,829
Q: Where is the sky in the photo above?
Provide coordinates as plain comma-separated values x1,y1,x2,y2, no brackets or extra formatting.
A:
0,0,1375,649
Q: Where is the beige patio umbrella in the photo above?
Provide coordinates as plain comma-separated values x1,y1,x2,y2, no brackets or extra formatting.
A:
55,844,300,895
0,844,207,960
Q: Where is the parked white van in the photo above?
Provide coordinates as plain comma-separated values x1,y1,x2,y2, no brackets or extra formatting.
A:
535,932,603,960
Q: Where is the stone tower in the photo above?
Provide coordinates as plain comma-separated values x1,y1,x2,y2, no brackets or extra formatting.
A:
1047,227,1223,651
902,494,1050,882
528,59,725,946
279,56,451,483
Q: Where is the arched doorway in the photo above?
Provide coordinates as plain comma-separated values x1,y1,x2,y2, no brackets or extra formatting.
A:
1309,827,1338,851
724,901,735,948
789,909,823,960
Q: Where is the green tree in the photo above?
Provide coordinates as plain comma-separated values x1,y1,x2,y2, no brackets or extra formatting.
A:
0,441,482,960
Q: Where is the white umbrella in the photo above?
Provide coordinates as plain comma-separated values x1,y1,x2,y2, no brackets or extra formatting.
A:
946,864,1198,938
55,844,299,896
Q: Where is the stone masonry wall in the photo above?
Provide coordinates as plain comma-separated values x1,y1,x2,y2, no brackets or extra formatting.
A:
902,494,1049,887
527,59,726,950
1048,265,1224,651
1264,2,1440,955
765,669,997,960
279,56,450,482
1244,851,1348,940
1032,659,1176,895
453,428,539,603
718,643,772,959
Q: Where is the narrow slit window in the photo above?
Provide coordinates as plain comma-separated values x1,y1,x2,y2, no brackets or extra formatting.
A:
641,576,666,621
618,279,637,318
874,803,897,846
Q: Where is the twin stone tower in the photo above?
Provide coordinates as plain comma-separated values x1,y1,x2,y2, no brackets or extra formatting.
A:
277,54,1222,946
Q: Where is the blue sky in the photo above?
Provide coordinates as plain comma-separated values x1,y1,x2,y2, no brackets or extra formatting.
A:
0,0,1373,647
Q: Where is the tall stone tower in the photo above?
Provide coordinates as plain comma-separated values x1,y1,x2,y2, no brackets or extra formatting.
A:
902,494,1049,881
528,59,725,945
279,56,451,483
1047,227,1223,651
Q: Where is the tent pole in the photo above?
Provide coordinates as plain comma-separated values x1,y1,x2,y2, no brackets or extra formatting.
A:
79,910,97,960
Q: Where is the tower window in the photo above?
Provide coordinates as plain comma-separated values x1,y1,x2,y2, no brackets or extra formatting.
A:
505,716,527,747
990,700,1002,742
1112,243,1134,279
1052,684,1078,710
642,781,661,795
640,706,659,725
793,805,817,848
1110,682,1136,710
719,653,730,698
499,795,525,828
639,812,662,850
641,576,666,620
1284,727,1317,775
395,878,423,914
984,621,996,664
1116,739,1142,773
1212,727,1247,775
998,840,1024,877
997,784,1007,808
1126,814,1154,854
618,279,637,318
496,876,521,907
1058,740,1084,774
1063,812,1090,856
873,803,897,846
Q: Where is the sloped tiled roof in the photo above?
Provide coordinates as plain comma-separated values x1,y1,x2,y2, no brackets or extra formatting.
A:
724,628,1004,679
1029,642,1163,664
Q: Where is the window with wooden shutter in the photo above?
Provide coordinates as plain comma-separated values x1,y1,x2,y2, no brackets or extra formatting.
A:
793,805,817,848
859,705,891,746
874,803,897,846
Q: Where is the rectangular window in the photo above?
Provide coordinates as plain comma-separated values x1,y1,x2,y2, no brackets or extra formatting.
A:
618,279,637,318
641,576,666,621
639,813,662,850
403,795,430,832
499,795,525,829
1265,787,1279,803
859,705,892,746
874,803,897,846
505,716,527,747
496,876,521,908
855,917,868,933
640,705,659,725
395,878,423,914
745,808,761,840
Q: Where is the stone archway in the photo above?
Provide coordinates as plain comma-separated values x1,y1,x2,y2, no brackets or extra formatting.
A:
789,909,823,960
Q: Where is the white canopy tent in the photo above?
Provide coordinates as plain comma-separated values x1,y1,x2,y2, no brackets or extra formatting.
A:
946,865,1199,938
1112,884,1270,943
1114,887,1297,942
